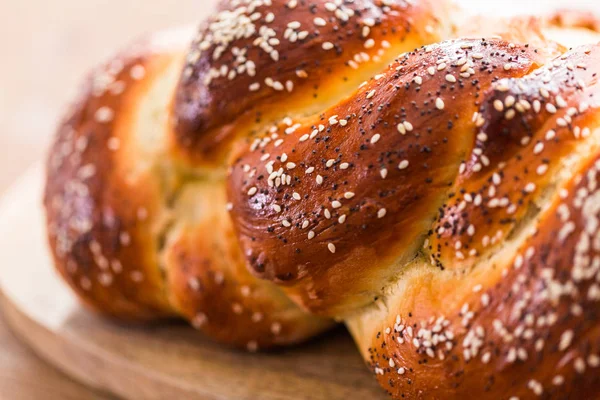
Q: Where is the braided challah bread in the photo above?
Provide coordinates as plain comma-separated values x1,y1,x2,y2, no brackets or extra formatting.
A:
44,0,600,397
45,0,455,350
43,26,334,350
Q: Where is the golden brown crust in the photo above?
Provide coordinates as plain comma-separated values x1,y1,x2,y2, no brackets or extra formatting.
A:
228,38,547,315
429,44,600,272
172,0,456,167
342,41,600,399
349,148,600,399
165,182,329,349
44,35,180,320
44,28,331,348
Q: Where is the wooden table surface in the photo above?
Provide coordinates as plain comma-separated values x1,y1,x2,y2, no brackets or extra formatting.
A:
0,1,215,398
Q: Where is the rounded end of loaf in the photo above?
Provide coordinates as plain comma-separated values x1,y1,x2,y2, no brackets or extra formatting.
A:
44,30,190,321
44,27,332,350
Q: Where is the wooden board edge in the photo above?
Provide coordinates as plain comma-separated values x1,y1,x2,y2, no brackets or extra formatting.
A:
0,289,223,400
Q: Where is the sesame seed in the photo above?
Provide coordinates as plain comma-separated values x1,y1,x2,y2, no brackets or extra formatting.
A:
314,17,327,26
528,380,543,396
435,98,445,110
107,137,120,151
95,107,114,123
328,243,336,253
481,352,491,364
504,96,515,108
130,65,146,80
286,81,294,92
575,358,586,374
191,313,207,329
481,293,490,306
536,164,548,175
272,81,284,91
445,74,456,83
559,330,573,351
271,322,282,335
546,103,557,114
324,2,336,11
552,376,564,386
524,183,536,193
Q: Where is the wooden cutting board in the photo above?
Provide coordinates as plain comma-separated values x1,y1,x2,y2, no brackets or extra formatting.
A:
0,165,385,400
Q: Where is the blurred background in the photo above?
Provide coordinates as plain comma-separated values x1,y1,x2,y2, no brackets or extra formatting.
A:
0,0,599,398
0,0,212,193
